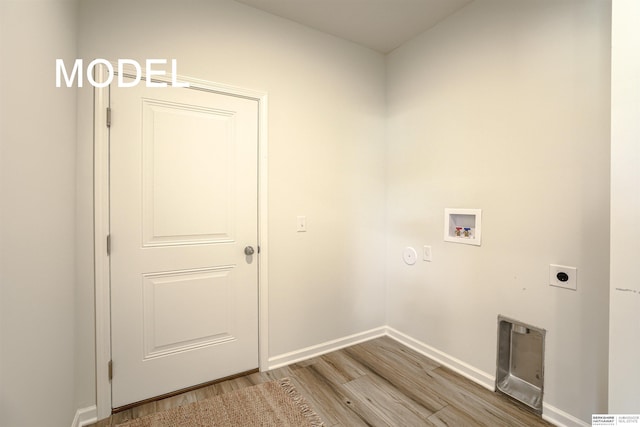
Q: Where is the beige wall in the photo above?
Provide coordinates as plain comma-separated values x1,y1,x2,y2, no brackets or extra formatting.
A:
385,0,611,423
609,0,640,413
0,1,79,426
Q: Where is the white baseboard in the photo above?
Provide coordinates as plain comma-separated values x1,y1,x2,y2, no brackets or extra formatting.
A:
267,326,387,370
385,326,496,391
71,405,97,427
542,404,590,427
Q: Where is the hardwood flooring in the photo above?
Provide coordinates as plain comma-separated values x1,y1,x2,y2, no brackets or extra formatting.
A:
91,336,552,426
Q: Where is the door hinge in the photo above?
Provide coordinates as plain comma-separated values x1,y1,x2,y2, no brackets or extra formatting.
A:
108,360,113,381
106,234,111,256
106,107,112,128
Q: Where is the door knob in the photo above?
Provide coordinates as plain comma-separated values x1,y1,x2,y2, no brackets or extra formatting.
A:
244,246,255,256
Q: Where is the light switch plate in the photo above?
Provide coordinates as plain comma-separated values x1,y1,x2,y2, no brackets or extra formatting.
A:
297,216,307,232
549,264,577,290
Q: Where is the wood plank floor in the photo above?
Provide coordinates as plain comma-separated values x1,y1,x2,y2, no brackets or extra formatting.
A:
91,336,552,426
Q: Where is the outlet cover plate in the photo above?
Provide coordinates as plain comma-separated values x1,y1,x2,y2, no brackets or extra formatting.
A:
549,264,577,290
423,245,432,262
297,216,307,232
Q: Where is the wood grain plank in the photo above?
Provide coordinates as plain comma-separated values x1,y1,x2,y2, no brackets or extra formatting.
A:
154,389,196,412
344,340,449,412
109,409,132,426
320,348,369,383
129,401,156,420
428,404,492,427
343,374,437,426
289,363,374,426
361,336,441,372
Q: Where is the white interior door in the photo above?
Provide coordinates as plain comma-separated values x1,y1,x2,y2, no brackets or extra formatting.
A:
109,79,259,408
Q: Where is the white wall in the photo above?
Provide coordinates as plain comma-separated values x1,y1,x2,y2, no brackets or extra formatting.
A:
0,1,79,426
75,0,388,408
609,0,640,413
386,0,611,422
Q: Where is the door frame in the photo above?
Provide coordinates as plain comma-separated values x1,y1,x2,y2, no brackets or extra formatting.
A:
93,64,269,420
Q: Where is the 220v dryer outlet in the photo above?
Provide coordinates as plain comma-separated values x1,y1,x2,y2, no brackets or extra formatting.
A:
549,264,577,291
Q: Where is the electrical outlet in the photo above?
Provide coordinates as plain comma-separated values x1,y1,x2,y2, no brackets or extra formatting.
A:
549,264,577,291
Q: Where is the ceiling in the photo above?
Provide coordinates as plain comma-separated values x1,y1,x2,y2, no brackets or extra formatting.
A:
233,0,473,54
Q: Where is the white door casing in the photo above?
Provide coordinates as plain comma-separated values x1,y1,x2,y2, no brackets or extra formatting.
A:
93,66,269,417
